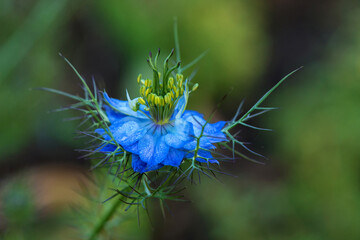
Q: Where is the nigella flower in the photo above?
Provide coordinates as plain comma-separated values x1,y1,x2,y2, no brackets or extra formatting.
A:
96,50,227,173
40,31,299,240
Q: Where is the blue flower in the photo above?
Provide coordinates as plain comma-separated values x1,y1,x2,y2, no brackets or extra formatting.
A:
95,51,227,173
96,90,227,173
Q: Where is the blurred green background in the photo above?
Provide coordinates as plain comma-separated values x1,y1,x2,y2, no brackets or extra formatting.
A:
1,0,360,239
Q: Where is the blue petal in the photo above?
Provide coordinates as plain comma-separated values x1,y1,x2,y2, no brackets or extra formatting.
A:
97,143,118,153
131,154,163,173
152,136,170,165
104,92,148,119
138,134,170,166
196,149,213,159
104,105,126,123
202,121,227,143
163,148,185,167
96,117,150,156
183,110,205,124
174,80,189,119
145,163,163,172
164,119,193,148
95,128,111,141
182,110,206,135
131,154,147,173
183,110,227,143
172,96,185,119
109,118,147,147
210,121,227,131
123,142,139,154
183,138,216,151
138,134,155,163
186,149,219,164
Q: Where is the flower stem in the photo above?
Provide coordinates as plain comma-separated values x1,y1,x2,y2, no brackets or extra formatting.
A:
88,198,122,240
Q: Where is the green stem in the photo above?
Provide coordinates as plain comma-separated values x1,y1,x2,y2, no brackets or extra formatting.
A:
173,17,181,71
88,198,122,240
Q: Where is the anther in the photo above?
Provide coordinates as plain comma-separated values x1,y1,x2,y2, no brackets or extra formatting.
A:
138,98,146,105
165,93,171,104
145,88,151,97
145,79,151,87
151,93,155,103
147,94,152,103
168,77,174,89
140,86,146,96
159,96,164,106
155,96,160,105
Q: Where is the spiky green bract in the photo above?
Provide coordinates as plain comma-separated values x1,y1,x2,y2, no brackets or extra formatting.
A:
221,67,303,163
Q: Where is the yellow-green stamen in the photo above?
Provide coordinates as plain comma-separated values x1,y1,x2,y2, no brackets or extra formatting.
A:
135,49,198,124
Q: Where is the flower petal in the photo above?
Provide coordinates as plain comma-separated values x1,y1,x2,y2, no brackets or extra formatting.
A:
131,154,147,173
94,128,111,141
183,138,215,151
163,148,185,167
131,154,163,173
164,119,193,148
172,96,185,119
123,142,139,154
152,136,170,165
97,143,118,153
109,118,147,147
104,105,126,123
138,134,155,163
182,110,206,135
186,149,219,164
174,80,189,119
202,121,227,143
183,110,227,143
104,92,148,119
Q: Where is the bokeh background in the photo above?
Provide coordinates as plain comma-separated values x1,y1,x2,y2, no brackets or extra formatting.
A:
1,0,360,239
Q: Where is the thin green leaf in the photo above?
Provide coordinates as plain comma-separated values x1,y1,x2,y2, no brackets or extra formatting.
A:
35,87,83,101
174,17,181,67
181,50,208,73
224,66,303,132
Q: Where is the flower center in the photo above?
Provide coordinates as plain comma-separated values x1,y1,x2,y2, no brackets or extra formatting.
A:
133,49,199,124
135,49,186,124
138,71,185,123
